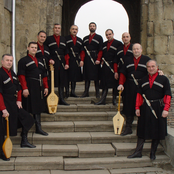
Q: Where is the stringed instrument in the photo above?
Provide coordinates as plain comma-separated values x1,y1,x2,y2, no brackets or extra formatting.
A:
47,64,59,114
2,117,13,158
113,90,124,134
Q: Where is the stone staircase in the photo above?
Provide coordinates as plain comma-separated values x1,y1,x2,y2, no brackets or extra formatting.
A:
0,82,173,174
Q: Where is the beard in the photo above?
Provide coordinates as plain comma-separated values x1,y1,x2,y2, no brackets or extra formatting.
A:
90,28,95,33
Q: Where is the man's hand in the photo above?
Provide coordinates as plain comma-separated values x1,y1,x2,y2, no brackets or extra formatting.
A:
44,88,48,96
135,109,140,117
16,101,22,109
65,64,69,70
23,89,29,98
2,109,9,118
117,84,124,91
80,61,84,67
114,72,118,80
49,60,55,65
95,60,100,65
158,70,164,76
162,110,168,118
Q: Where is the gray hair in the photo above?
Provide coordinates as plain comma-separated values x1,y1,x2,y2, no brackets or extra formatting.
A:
2,54,13,60
146,59,158,66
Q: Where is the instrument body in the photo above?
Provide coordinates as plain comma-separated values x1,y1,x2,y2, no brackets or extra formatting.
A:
2,117,13,158
113,91,124,134
47,64,59,113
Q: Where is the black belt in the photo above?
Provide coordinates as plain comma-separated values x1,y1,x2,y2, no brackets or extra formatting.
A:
128,78,141,81
89,50,97,53
149,98,163,103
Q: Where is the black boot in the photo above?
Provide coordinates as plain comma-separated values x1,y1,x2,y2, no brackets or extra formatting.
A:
34,114,48,136
64,85,69,98
94,80,100,99
150,139,159,160
70,82,78,97
127,138,145,158
95,89,108,105
21,128,36,148
112,88,117,105
0,135,10,161
59,87,70,105
121,116,133,136
81,81,90,97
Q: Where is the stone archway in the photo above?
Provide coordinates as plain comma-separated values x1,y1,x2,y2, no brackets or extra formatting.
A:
62,0,141,43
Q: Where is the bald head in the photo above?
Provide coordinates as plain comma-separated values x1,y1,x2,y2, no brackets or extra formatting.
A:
122,32,131,46
132,43,143,58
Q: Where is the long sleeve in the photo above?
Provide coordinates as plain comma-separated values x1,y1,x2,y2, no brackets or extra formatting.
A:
65,54,70,65
80,50,85,61
0,93,6,111
17,90,22,102
43,77,48,89
163,95,171,111
18,75,28,90
113,63,118,73
135,93,144,110
96,50,103,61
119,73,126,85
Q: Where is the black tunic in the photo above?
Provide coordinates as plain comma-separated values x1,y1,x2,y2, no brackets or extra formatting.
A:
100,39,123,89
137,74,172,140
65,35,83,82
83,34,103,80
44,35,68,87
0,68,34,137
119,55,151,117
18,56,47,114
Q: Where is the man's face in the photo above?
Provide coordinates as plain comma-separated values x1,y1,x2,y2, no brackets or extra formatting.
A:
89,24,96,33
122,33,131,45
1,55,13,70
132,44,142,58
27,44,38,56
70,25,78,36
37,32,46,44
147,61,158,75
106,30,114,41
53,25,61,36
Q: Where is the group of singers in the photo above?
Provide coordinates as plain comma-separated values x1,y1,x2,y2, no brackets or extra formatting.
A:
0,22,172,161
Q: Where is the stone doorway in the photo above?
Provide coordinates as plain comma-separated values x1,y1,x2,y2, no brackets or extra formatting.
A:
62,0,141,43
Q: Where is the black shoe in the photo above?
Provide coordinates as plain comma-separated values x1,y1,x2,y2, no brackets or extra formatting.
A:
1,151,10,161
112,97,117,105
81,92,89,98
59,87,70,105
95,89,108,105
121,127,132,136
150,152,156,160
127,151,142,158
70,92,78,98
36,128,48,136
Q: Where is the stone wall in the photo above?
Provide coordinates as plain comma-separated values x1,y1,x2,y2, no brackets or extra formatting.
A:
141,0,174,86
0,0,12,66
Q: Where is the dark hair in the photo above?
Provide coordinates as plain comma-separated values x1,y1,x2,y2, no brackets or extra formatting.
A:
28,41,37,47
89,22,96,27
105,29,114,34
70,24,78,30
38,30,46,36
2,54,13,60
54,23,61,27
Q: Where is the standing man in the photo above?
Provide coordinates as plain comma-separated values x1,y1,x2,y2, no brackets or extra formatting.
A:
128,60,171,160
65,25,84,97
117,43,151,136
0,54,35,161
81,22,103,98
44,23,70,105
18,42,49,136
95,29,123,105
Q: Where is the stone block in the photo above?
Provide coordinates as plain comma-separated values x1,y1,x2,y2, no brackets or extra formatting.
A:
51,170,110,174
154,36,168,54
158,64,174,75
154,22,161,35
168,36,174,54
161,20,173,35
147,22,154,36
148,2,155,21
154,0,164,22
164,3,174,20
147,37,154,54
0,171,50,174
156,55,174,65
0,158,15,171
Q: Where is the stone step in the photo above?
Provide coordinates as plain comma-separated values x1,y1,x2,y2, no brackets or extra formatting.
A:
112,142,164,156
56,104,117,112
64,155,170,170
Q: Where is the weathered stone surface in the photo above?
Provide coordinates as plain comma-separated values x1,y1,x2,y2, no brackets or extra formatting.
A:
147,22,154,37
0,158,15,171
156,55,174,65
160,20,173,36
164,2,174,20
51,170,110,174
147,37,154,54
168,36,174,54
148,2,155,21
15,157,63,170
0,171,50,174
154,36,168,54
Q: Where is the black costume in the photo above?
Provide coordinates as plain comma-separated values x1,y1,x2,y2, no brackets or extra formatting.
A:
65,35,83,97
18,55,48,136
44,35,69,105
0,67,35,160
81,33,103,98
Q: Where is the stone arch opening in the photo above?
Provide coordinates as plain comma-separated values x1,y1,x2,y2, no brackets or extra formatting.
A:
62,0,141,43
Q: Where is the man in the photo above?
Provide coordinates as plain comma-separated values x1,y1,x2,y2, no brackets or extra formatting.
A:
44,24,69,105
0,54,35,161
81,22,103,98
95,29,123,105
117,43,151,136
36,30,55,111
65,25,84,97
18,42,49,136
127,60,171,160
